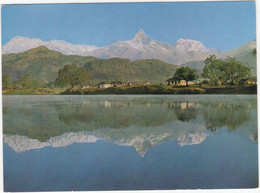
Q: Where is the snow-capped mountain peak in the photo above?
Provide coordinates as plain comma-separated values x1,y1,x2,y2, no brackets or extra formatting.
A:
132,29,152,45
175,38,207,52
2,36,99,55
2,36,44,54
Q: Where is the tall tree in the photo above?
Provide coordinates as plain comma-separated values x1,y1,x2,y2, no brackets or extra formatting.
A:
221,57,250,84
202,55,250,85
2,75,12,89
55,65,91,88
173,67,197,86
201,55,225,85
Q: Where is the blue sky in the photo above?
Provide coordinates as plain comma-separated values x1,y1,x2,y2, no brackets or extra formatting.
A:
1,1,256,51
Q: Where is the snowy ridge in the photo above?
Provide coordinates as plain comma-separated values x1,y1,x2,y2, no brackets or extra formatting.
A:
2,29,220,65
2,36,44,54
2,36,98,55
177,132,209,147
3,133,99,153
174,38,208,52
3,127,210,156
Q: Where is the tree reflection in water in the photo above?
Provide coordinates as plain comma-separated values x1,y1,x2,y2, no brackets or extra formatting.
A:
168,101,199,122
2,96,257,149
201,102,250,131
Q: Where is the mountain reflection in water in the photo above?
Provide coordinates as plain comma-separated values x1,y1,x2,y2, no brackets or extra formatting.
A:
3,95,257,156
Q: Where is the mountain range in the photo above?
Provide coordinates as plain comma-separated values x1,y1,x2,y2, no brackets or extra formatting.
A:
3,129,210,156
2,30,256,83
4,29,253,65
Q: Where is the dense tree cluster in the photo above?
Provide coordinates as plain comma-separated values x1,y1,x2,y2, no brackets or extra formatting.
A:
2,74,42,89
55,65,91,88
13,74,41,89
202,55,250,85
173,67,197,86
167,55,251,86
2,65,92,90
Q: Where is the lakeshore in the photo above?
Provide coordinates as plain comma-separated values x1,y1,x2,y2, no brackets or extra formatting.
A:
2,84,257,95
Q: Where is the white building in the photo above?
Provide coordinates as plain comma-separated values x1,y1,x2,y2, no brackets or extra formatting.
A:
98,83,113,88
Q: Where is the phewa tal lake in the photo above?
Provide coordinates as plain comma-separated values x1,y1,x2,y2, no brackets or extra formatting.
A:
3,95,258,191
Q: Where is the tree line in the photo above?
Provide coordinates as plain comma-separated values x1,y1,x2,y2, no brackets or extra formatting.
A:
2,54,255,90
169,55,252,86
2,65,92,90
2,74,43,90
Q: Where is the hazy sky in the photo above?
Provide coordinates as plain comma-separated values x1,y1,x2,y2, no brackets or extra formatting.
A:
1,1,256,51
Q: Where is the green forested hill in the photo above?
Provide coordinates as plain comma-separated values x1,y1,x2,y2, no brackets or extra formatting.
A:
84,58,179,84
2,46,179,84
2,46,97,83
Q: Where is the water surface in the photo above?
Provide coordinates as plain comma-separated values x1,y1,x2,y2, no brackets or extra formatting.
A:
3,95,258,191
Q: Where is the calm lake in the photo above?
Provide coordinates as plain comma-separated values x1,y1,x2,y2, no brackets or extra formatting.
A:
3,95,258,191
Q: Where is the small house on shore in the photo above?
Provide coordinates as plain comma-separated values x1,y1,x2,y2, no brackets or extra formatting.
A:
187,81,195,85
239,78,252,85
166,77,186,86
98,81,133,88
98,82,113,88
143,81,151,85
